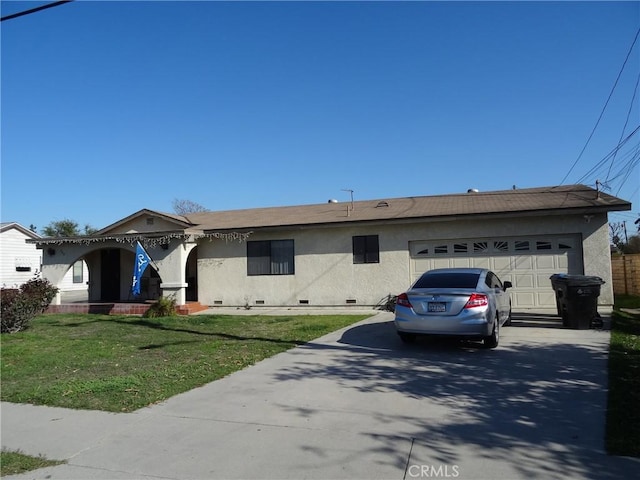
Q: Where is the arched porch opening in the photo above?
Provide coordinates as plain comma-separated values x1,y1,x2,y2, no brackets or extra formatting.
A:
53,246,162,304
57,258,90,303
185,246,198,302
95,247,162,302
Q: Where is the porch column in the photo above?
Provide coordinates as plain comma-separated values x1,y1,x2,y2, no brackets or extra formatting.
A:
159,282,188,305
51,290,62,306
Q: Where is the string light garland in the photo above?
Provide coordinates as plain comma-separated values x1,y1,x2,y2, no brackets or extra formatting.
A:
29,231,253,248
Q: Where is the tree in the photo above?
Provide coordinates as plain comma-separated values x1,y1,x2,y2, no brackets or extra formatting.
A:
42,219,96,237
610,222,625,251
172,199,208,215
610,221,640,254
623,235,640,254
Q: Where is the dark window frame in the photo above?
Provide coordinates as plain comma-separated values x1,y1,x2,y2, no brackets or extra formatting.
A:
353,235,380,264
247,239,295,276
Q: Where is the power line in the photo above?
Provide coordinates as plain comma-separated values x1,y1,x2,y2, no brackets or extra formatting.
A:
560,26,640,185
574,125,640,184
606,71,640,182
1,1,73,22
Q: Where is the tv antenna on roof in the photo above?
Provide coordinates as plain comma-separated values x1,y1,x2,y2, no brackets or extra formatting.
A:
342,189,354,216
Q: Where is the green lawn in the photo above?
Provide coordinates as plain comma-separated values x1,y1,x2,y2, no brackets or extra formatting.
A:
606,295,640,457
0,313,367,412
0,449,64,477
4,306,638,459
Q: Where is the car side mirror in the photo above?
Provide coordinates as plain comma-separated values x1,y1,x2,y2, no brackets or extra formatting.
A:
503,281,512,290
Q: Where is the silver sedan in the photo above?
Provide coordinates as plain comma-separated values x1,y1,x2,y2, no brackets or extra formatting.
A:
394,268,512,348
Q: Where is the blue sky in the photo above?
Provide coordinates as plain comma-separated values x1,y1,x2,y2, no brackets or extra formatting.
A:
2,1,639,233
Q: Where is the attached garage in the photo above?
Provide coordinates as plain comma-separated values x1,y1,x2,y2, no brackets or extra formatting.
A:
410,234,583,309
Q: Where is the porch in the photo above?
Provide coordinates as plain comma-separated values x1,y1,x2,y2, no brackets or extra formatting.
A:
47,290,208,315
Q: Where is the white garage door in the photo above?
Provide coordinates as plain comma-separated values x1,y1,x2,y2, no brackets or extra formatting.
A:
409,235,583,309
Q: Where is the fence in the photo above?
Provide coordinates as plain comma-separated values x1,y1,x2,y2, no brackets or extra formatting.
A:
611,254,640,296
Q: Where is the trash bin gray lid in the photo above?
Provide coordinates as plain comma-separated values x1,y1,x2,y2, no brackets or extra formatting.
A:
548,274,605,286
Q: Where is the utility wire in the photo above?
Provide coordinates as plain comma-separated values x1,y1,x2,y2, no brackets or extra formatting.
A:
560,26,640,185
574,124,640,183
1,1,73,22
615,150,640,196
606,71,640,182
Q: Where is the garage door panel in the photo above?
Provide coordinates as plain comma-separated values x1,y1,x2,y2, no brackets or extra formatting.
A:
535,255,555,269
451,258,472,268
471,257,491,269
537,291,557,306
433,259,451,269
557,255,568,269
513,292,536,308
513,256,534,270
537,274,553,287
493,257,511,271
414,258,432,274
513,274,534,288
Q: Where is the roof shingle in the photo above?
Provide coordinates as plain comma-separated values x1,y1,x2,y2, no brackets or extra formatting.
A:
184,184,631,232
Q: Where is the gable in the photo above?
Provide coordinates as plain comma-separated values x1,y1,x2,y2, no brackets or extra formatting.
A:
96,209,194,235
0,222,40,239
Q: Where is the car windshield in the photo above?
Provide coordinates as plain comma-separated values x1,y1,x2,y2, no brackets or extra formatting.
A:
413,272,480,289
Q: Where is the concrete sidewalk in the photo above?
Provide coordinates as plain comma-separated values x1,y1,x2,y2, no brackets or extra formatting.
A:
2,312,639,479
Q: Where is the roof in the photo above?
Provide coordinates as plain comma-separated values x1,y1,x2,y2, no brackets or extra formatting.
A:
0,222,41,239
28,184,632,245
185,184,631,232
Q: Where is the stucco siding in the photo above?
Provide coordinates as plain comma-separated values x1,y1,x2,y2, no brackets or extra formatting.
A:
581,214,614,306
196,212,615,309
108,216,185,234
197,225,409,307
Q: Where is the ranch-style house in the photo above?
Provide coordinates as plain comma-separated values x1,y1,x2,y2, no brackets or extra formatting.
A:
31,184,630,313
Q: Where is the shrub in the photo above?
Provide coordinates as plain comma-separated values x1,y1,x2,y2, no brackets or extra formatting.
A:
1,279,58,333
143,296,177,318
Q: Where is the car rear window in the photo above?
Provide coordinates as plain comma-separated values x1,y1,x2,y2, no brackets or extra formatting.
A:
413,272,480,289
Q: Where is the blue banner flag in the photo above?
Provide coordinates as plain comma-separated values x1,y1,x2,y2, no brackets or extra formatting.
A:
131,241,152,296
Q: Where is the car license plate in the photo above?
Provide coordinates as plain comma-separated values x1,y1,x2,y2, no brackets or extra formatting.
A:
427,302,446,313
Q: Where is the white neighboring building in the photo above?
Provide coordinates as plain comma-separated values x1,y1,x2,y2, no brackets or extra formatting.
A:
0,222,41,288
0,222,88,291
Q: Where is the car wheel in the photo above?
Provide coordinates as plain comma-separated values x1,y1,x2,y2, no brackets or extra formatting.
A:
484,317,499,349
398,332,416,344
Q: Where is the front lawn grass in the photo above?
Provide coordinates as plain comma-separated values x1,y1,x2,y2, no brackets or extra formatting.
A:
0,449,65,477
606,295,640,457
1,313,366,412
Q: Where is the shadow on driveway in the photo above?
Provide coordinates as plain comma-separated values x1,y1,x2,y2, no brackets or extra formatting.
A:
272,313,638,480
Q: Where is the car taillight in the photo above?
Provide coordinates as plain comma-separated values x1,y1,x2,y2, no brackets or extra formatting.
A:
464,293,488,308
396,293,412,308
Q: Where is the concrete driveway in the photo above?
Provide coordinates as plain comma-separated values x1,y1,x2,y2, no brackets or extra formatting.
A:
2,311,639,479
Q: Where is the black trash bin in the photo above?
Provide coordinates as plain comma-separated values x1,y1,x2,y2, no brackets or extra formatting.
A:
549,274,605,329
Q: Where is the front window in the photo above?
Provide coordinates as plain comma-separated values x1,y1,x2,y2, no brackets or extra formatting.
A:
247,240,294,275
72,260,83,283
353,235,379,264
